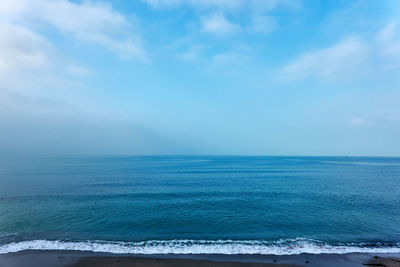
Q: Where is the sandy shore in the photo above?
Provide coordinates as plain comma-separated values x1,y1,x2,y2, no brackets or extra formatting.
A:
0,250,399,267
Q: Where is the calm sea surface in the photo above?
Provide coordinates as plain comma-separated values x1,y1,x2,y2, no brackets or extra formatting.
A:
0,156,399,254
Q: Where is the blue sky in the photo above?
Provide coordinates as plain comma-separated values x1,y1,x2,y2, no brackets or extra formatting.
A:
1,0,400,155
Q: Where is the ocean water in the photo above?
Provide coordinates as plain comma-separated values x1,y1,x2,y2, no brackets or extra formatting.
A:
0,156,399,255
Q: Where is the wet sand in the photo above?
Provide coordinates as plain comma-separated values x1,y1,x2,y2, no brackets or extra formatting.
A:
70,257,299,267
0,250,399,267
363,255,400,266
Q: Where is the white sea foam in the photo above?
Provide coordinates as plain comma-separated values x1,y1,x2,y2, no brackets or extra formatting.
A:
1,239,400,255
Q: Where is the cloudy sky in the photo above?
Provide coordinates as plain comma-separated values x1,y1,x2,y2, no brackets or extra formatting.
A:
1,0,400,156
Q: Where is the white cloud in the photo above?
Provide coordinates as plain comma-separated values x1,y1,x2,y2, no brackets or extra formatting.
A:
83,33,146,61
141,0,182,8
0,0,145,60
349,109,400,128
209,52,244,68
0,23,51,78
201,13,279,36
0,0,147,116
377,22,397,43
201,13,240,35
280,20,400,82
281,37,369,82
0,0,146,96
249,15,278,34
350,117,367,126
66,65,92,76
142,0,242,9
201,51,249,74
143,0,290,37
142,0,298,11
179,45,205,61
38,1,127,34
376,22,400,65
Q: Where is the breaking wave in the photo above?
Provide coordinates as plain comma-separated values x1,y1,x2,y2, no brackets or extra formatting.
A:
1,238,400,255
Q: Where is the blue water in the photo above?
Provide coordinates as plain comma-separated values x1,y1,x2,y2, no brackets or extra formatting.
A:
0,156,399,254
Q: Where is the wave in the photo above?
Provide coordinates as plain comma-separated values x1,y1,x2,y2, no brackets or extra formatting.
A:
1,239,400,255
320,160,400,166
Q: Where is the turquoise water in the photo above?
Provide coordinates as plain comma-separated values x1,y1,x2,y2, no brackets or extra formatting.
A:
0,156,399,254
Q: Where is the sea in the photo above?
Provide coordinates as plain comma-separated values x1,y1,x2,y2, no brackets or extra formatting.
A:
0,156,399,255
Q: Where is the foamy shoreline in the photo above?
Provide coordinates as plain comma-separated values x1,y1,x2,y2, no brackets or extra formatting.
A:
1,239,400,255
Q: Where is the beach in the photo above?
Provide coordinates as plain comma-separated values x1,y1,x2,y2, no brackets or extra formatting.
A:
1,250,400,267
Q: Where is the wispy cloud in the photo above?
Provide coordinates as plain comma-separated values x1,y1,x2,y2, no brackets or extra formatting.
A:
179,44,206,61
206,51,248,74
200,13,278,36
350,117,367,127
143,0,291,37
201,13,240,35
376,21,400,68
0,23,51,79
0,0,150,155
66,65,92,76
281,37,369,82
248,15,278,34
349,108,400,128
0,0,148,98
142,0,299,11
280,19,400,83
0,0,146,60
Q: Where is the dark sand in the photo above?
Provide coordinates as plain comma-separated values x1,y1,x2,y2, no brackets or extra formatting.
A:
363,256,400,267
0,251,399,267
70,257,299,267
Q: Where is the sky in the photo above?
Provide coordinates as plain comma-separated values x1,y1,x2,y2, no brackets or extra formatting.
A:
0,0,400,156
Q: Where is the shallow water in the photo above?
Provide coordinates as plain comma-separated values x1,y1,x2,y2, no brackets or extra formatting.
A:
0,156,399,254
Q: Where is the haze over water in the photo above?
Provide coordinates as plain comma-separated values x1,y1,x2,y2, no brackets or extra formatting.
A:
1,156,399,254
